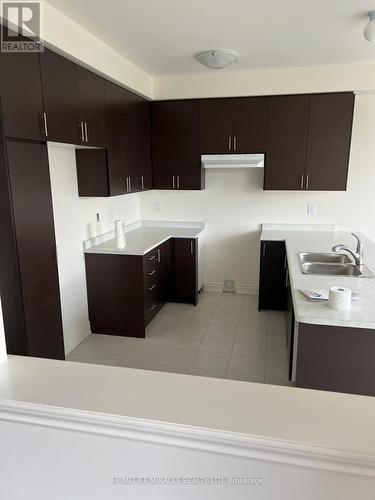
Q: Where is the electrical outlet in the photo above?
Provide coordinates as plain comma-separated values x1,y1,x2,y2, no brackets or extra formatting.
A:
307,203,317,215
154,200,162,213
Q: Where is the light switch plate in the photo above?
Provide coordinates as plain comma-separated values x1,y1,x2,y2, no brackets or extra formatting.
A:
307,203,317,215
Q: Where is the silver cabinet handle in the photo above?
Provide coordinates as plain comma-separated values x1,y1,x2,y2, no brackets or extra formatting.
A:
228,136,232,151
300,174,304,190
157,248,161,262
84,122,89,143
79,121,85,142
190,241,194,254
150,304,157,311
305,174,310,190
233,136,237,151
141,175,144,190
148,270,156,276
285,268,289,288
262,242,266,257
148,255,156,262
172,175,175,189
284,254,287,269
177,175,180,189
129,177,132,191
42,112,48,138
148,284,157,291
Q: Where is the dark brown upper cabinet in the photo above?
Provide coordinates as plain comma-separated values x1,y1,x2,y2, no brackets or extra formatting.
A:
123,92,152,193
232,97,268,153
76,66,107,147
0,51,45,141
151,100,203,190
200,97,268,154
264,95,310,190
40,48,81,144
200,99,233,154
305,93,354,191
264,92,354,191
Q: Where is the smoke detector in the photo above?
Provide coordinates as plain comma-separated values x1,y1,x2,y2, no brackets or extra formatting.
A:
195,49,238,70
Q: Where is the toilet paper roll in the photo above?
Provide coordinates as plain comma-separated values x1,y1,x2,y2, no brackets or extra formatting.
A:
115,220,126,249
328,286,352,311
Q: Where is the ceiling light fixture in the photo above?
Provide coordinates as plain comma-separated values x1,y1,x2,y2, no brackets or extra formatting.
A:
364,11,375,42
195,49,238,70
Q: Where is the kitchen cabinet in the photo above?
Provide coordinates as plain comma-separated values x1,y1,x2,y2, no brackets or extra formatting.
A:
39,48,81,144
264,92,354,191
173,238,198,305
151,100,203,190
0,50,45,141
305,93,354,191
296,323,375,397
200,99,233,154
200,97,268,154
85,237,198,337
76,149,110,197
123,93,152,193
264,95,310,190
232,97,268,153
258,240,288,311
0,139,64,359
76,66,107,147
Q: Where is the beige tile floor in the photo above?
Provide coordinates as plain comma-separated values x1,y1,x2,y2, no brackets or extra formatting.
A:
66,292,294,386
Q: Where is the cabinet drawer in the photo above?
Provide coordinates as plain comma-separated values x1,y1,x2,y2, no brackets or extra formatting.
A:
143,247,161,274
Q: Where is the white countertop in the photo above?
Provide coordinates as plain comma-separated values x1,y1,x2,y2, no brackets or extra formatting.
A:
84,221,205,256
261,225,375,329
1,355,375,461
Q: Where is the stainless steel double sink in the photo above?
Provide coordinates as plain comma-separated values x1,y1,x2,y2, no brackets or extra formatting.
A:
298,252,374,278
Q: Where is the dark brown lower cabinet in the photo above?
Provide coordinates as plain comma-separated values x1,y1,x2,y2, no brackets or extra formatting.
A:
0,135,64,359
85,238,198,337
296,323,375,397
173,238,198,305
258,240,288,311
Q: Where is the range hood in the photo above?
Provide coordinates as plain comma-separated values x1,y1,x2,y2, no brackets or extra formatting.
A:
201,153,264,169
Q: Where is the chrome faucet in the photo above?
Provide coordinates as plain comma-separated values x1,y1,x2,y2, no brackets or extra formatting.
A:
332,233,364,267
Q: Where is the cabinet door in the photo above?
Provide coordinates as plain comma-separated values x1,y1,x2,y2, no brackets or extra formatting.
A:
77,67,107,147
173,238,197,305
305,93,354,191
159,239,172,303
6,140,57,284
151,102,176,189
0,51,45,140
105,81,127,195
264,95,310,190
22,269,64,360
40,48,80,144
200,99,233,154
123,93,152,193
258,241,287,311
232,97,268,153
174,100,202,190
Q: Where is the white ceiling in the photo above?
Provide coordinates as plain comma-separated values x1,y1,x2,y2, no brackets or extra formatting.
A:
48,0,375,76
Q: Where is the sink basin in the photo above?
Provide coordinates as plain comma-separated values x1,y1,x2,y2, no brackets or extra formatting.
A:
298,252,352,264
301,262,374,278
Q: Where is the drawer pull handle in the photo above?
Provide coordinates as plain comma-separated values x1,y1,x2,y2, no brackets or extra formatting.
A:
148,270,156,276
149,255,156,261
150,304,157,311
149,284,157,291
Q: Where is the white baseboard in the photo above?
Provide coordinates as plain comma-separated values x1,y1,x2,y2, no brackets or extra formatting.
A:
203,282,258,295
64,323,91,355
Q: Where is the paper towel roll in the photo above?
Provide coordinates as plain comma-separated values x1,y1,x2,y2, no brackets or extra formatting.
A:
115,220,126,249
328,286,352,311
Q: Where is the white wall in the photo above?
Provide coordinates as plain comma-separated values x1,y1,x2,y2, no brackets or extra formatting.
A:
139,94,375,291
154,63,375,100
48,145,140,354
